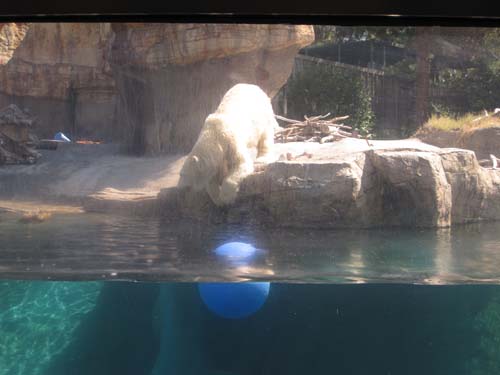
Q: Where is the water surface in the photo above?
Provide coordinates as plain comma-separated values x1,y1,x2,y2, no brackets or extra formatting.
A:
1,210,499,283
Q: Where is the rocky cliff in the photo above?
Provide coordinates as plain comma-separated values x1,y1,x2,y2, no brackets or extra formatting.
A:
0,23,116,142
109,23,314,154
0,23,314,153
0,23,30,65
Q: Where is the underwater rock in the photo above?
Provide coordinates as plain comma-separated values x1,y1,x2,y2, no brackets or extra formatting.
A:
159,138,500,228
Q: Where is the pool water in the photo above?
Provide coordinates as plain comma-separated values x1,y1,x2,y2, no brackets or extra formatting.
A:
1,281,500,375
1,211,500,374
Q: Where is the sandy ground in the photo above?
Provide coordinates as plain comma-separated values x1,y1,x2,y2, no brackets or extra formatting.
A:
0,143,186,202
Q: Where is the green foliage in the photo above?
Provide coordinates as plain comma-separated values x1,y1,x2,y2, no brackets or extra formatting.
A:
429,28,500,117
331,26,414,46
309,26,500,133
433,62,500,115
313,25,337,44
285,64,375,135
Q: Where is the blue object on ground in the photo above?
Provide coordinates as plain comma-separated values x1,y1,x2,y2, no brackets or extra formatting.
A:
198,282,270,319
54,132,71,142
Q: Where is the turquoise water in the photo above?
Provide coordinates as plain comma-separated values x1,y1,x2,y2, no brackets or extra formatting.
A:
1,212,500,373
1,281,500,374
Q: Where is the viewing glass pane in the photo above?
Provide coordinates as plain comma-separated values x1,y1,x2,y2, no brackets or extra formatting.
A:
0,22,499,374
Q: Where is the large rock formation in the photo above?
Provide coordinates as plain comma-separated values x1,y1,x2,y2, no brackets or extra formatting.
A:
0,23,30,65
458,127,500,160
416,126,500,161
0,23,116,142
159,139,500,228
0,23,314,154
109,24,314,154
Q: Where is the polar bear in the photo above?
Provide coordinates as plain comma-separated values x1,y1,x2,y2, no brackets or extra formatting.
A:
178,83,278,206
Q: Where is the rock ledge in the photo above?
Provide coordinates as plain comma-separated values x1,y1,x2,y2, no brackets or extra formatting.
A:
159,139,500,228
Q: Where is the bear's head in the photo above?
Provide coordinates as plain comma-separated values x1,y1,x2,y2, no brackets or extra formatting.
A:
178,155,211,191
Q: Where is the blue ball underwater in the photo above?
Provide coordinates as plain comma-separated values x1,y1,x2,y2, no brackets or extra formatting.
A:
198,282,270,319
198,241,270,319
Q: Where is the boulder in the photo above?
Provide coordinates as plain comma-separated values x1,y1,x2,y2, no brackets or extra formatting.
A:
368,150,452,227
415,126,500,162
159,139,500,228
411,127,461,152
459,126,500,160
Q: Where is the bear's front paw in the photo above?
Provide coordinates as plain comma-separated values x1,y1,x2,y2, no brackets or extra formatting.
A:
218,180,239,205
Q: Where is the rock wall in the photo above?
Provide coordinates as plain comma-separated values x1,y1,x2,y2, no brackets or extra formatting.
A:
110,24,314,154
0,23,314,152
0,23,117,141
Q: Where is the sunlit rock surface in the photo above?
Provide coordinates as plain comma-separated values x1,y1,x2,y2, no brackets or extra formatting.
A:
110,24,314,154
458,127,500,160
0,23,314,154
0,143,185,215
0,23,30,65
0,23,116,141
416,126,500,161
110,24,314,70
159,139,500,228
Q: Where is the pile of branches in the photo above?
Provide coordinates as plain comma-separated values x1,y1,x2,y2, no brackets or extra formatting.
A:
274,113,365,144
0,132,40,165
0,104,36,127
0,104,40,166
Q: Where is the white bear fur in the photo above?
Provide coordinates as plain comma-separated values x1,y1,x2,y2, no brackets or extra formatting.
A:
178,83,278,206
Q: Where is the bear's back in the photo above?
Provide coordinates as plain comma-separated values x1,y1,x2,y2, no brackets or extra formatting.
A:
214,84,273,119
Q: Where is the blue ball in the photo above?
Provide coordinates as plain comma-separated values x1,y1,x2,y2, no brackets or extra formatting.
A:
214,242,259,265
198,282,270,319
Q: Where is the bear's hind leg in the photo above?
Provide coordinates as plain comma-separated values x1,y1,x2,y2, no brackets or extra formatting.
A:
255,126,277,164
